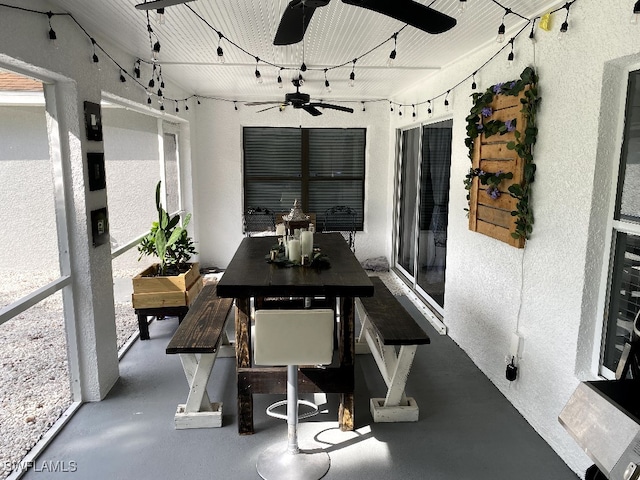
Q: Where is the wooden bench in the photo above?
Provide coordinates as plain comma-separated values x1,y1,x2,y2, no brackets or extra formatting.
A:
166,284,234,429
355,276,430,423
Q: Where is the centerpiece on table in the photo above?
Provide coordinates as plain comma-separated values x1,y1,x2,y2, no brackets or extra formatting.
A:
132,181,203,309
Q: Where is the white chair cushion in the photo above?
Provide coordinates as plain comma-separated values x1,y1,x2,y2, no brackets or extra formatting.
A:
254,309,334,366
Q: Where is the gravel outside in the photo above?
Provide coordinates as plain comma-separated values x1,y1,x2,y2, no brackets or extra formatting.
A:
0,272,138,480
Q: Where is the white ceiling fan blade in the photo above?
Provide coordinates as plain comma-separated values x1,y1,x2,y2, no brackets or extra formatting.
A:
135,0,196,10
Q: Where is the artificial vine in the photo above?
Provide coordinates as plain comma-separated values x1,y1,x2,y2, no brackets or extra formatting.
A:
464,67,540,240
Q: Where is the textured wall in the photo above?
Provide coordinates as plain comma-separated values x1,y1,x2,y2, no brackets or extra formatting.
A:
193,100,393,269
392,0,640,474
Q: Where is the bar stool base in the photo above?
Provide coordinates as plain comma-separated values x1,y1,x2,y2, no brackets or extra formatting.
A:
257,443,330,480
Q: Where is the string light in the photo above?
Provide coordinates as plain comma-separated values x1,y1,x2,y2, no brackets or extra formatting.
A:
216,32,225,63
185,100,189,111
471,72,477,90
47,12,57,43
412,104,416,118
152,40,161,61
387,33,397,67
175,100,179,113
148,64,156,88
362,101,366,112
507,39,515,68
558,2,571,39
197,97,201,105
90,37,99,63
529,18,537,43
277,68,283,89
254,57,262,84
497,8,511,43
157,88,163,98
146,91,152,104
234,101,238,111
156,8,165,25
444,91,450,110
301,62,307,72
159,98,165,111
324,69,331,93
399,106,403,117
458,0,467,13
119,69,126,82
390,102,394,113
632,0,640,24
428,100,433,118
349,59,356,87
134,59,141,78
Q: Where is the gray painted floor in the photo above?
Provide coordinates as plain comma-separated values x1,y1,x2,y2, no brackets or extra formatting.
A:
22,298,580,480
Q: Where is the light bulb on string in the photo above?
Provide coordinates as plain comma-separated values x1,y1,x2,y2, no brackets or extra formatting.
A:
633,0,640,24
301,62,307,72
197,97,201,105
412,104,416,118
349,59,356,87
185,101,189,112
427,100,433,118
91,38,99,64
159,99,165,111
146,91,152,104
444,91,450,111
120,69,127,83
152,41,161,62
175,100,179,113
390,102,394,113
471,72,477,90
217,32,225,63
47,12,57,44
234,101,238,111
278,69,284,89
507,39,514,68
387,33,397,67
324,69,331,93
157,88,163,98
458,0,467,14
156,8,165,25
399,106,403,117
558,3,571,39
529,19,537,43
362,102,366,112
254,57,263,84
496,8,510,43
134,59,141,78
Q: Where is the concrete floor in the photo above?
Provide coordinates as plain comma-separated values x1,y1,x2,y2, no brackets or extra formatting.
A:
20,297,580,480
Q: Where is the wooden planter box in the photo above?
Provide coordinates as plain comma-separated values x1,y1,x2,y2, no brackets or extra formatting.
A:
132,262,203,309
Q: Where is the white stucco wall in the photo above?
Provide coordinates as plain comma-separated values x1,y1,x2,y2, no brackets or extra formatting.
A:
391,0,640,474
192,101,393,268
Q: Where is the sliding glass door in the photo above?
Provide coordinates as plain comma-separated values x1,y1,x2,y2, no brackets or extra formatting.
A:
395,119,453,313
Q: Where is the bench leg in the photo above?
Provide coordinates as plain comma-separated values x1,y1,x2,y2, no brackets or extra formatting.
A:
364,324,420,422
174,353,223,429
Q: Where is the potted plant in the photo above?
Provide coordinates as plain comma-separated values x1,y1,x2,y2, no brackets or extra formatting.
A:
131,181,202,309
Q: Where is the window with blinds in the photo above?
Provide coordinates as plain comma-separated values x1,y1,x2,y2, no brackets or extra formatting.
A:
243,127,365,231
602,70,640,374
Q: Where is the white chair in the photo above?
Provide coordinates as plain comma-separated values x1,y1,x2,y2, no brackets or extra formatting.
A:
254,308,335,480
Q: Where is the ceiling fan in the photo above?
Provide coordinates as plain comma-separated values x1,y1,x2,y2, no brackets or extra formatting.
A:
246,80,354,116
135,0,196,10
274,0,457,45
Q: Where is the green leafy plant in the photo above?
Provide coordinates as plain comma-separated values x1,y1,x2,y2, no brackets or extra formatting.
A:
464,66,540,240
138,181,197,276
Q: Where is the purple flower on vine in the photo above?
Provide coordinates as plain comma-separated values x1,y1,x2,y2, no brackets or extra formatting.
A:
487,186,501,199
481,107,493,117
510,81,516,89
477,122,484,131
493,83,504,93
505,119,516,132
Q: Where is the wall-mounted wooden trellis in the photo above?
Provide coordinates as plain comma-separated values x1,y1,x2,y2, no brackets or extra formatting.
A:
465,67,539,249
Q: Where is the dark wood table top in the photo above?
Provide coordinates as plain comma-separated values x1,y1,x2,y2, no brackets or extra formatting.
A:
216,233,374,298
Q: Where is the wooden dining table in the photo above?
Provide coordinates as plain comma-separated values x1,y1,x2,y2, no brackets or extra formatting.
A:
216,232,374,435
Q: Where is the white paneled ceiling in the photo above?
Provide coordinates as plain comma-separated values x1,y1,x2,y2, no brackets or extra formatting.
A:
48,0,561,105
